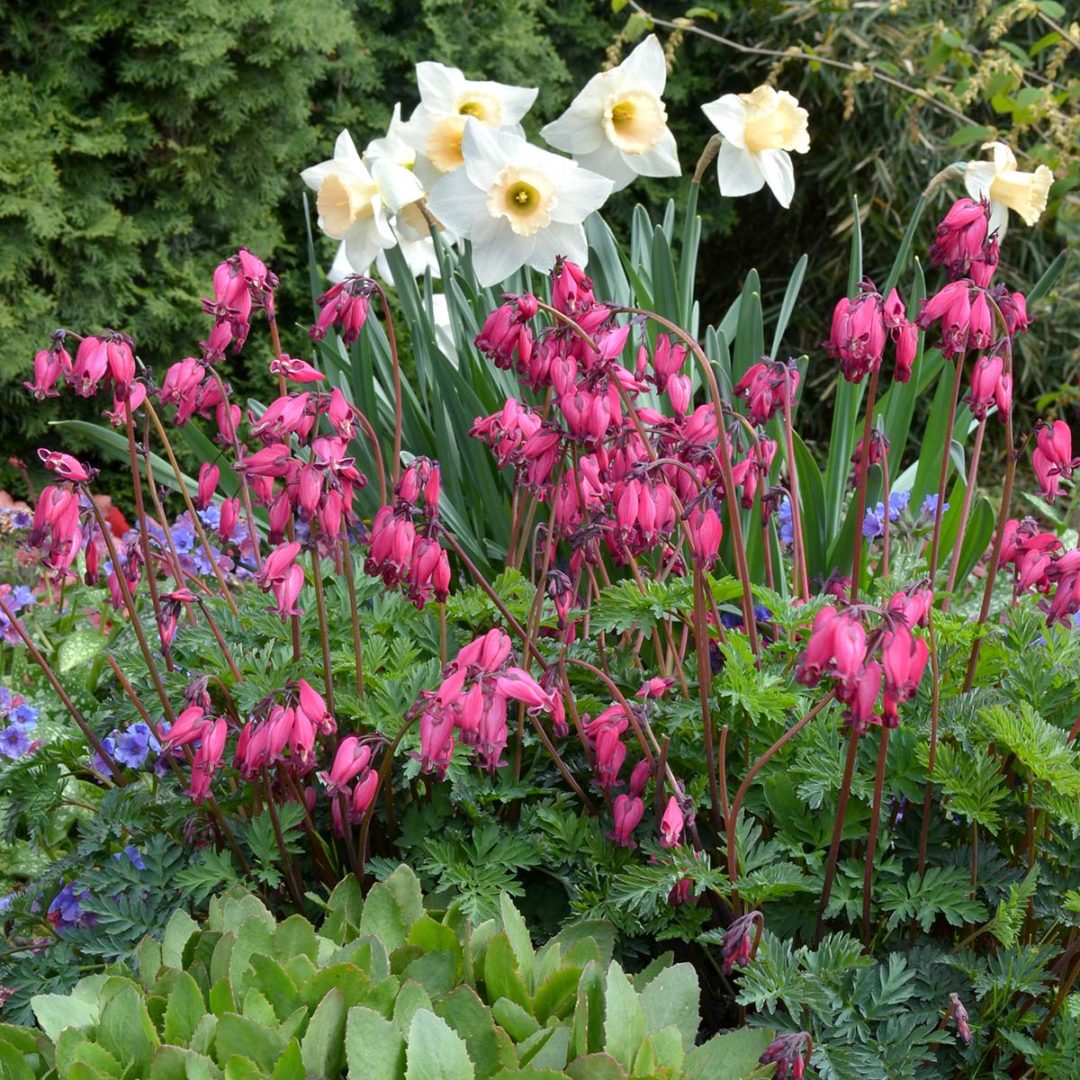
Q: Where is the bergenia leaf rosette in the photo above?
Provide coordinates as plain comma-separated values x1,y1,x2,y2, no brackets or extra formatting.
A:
399,61,538,187
426,119,613,287
700,84,809,208
540,34,680,192
963,140,1053,238
301,130,425,278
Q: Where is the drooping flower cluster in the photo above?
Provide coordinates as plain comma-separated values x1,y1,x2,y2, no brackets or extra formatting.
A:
470,260,798,584
824,279,917,384
999,517,1080,626
795,588,931,731
201,248,279,362
366,457,451,609
1031,420,1077,504
412,629,559,777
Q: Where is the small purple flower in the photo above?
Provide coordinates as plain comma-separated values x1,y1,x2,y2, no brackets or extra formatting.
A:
921,493,949,517
92,735,118,776
776,497,794,546
863,504,886,539
114,846,147,871
888,489,910,519
9,704,38,729
0,687,12,711
0,726,31,759
721,910,763,974
48,884,94,929
9,585,35,611
112,722,159,769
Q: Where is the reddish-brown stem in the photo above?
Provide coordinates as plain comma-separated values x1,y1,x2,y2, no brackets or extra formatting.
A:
107,655,155,729
0,595,124,782
340,538,366,698
614,304,760,656
693,569,723,831
916,352,966,876
143,399,240,615
262,772,305,908
943,417,986,610
277,762,337,888
817,730,861,940
372,284,403,486
963,333,1015,689
880,440,892,579
85,492,176,725
726,692,834,883
781,390,810,602
309,546,336,719
123,401,169,663
718,723,730,825
194,597,242,683
848,366,881,602
862,726,891,946
206,369,264,572
355,408,388,509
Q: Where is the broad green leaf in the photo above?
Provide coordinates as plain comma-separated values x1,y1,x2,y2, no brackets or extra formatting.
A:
565,1053,627,1080
97,982,159,1072
346,1007,405,1080
498,894,534,991
31,993,98,1043
405,1009,474,1080
215,1014,284,1074
435,987,517,1080
639,963,700,1052
603,963,644,1071
163,971,205,1046
683,1027,776,1079
300,989,346,1079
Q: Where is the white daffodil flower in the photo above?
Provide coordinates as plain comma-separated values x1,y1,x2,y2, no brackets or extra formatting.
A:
426,119,612,286
399,62,537,186
700,85,810,208
363,103,415,170
964,141,1053,237
301,130,425,274
540,34,680,192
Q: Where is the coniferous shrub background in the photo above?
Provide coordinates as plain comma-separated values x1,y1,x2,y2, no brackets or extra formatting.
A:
1,0,1076,490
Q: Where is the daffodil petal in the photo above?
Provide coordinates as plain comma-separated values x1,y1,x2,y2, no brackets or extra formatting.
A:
701,95,748,150
624,126,681,179
469,215,533,286
574,143,640,192
548,162,613,224
620,34,667,97
757,148,795,208
528,220,588,273
415,61,462,114
988,200,1010,240
461,118,512,191
333,130,363,165
964,161,997,203
371,160,424,213
542,108,606,155
426,166,486,236
300,160,336,192
343,228,381,276
327,242,354,284
715,140,764,197
984,140,1018,173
